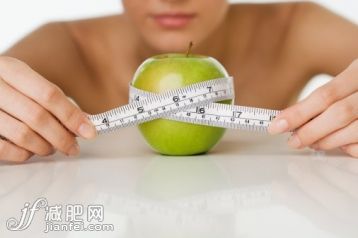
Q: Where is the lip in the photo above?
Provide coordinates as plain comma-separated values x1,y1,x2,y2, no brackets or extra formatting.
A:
150,12,197,29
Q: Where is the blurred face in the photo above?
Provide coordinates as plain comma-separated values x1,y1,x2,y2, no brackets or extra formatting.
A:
122,0,229,53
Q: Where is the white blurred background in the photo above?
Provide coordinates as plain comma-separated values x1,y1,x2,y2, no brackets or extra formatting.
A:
0,0,357,99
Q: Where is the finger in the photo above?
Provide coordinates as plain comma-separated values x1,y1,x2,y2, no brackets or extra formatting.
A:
0,79,80,156
269,66,358,135
0,57,96,139
313,120,358,150
0,109,54,156
0,139,32,162
287,93,358,149
342,144,358,158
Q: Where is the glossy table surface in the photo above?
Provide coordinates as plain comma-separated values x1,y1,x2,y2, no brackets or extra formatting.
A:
0,127,357,238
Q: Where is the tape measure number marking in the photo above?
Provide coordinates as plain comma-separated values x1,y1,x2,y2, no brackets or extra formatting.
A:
89,77,234,134
88,76,280,134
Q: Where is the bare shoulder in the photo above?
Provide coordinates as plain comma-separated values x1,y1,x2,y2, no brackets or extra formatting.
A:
229,2,297,15
228,2,299,29
65,15,127,46
286,2,358,75
227,3,302,61
3,15,129,101
228,2,358,76
64,15,139,112
64,14,133,72
3,20,95,96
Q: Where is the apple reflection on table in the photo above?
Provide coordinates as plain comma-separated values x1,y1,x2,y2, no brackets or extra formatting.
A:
105,154,273,238
118,153,358,237
1,150,358,237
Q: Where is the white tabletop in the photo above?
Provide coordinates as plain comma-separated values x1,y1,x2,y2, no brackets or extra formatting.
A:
0,127,357,238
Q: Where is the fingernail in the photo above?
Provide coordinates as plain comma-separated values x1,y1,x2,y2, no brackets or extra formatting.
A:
268,119,289,134
68,143,80,156
78,120,96,139
288,134,302,148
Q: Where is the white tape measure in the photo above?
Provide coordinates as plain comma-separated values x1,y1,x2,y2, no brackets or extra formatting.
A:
88,77,280,134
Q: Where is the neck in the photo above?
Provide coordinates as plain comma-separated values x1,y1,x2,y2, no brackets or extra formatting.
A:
192,18,229,64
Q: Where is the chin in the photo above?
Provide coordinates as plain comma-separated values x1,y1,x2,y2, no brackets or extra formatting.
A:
144,33,204,54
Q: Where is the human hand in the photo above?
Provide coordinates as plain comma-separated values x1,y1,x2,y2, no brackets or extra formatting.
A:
0,56,97,162
268,60,358,158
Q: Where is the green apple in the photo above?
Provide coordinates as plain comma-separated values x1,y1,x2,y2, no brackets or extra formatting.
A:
132,53,232,155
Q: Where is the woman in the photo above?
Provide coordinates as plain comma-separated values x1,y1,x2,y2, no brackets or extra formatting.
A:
0,0,357,162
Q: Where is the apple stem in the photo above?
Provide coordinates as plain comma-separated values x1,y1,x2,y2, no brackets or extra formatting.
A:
186,41,193,57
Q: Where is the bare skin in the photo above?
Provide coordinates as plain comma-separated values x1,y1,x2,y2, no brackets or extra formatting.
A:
5,2,356,112
1,2,358,161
